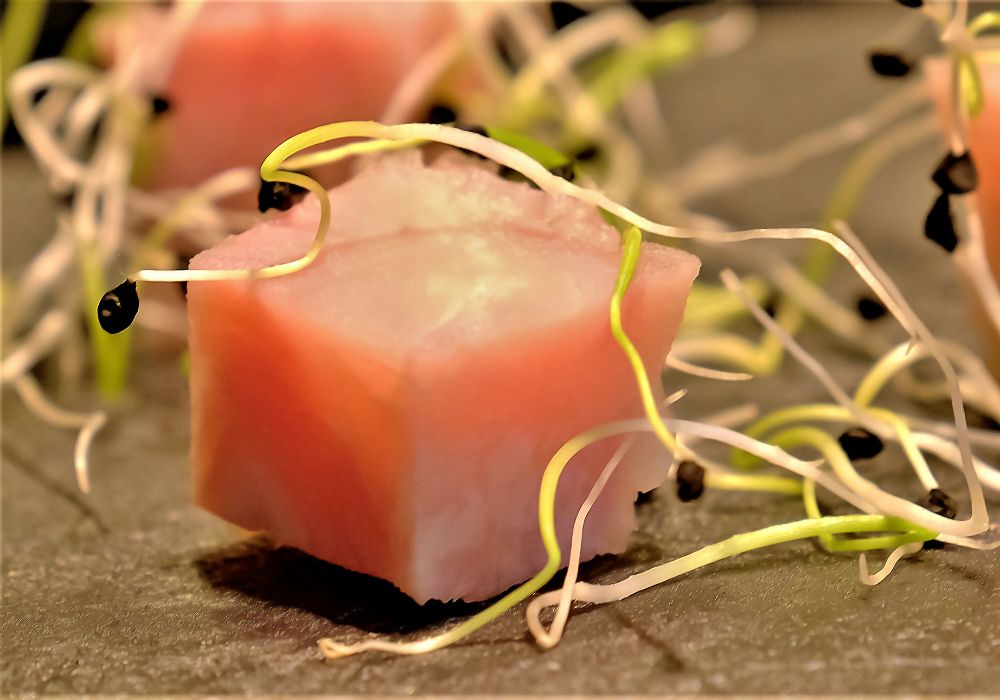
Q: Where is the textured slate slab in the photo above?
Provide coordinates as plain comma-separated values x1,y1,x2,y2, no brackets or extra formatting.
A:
3,2,999,696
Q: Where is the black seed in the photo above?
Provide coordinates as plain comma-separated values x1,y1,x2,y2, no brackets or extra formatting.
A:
932,150,978,195
498,165,540,190
53,188,75,208
762,297,779,318
918,488,956,549
456,123,488,138
572,144,600,162
869,51,912,78
895,0,923,7
837,427,884,461
675,460,706,502
151,94,172,115
924,193,959,252
257,178,306,213
97,279,139,334
920,487,958,520
856,295,888,321
492,30,517,72
548,161,575,181
626,0,677,20
427,103,457,124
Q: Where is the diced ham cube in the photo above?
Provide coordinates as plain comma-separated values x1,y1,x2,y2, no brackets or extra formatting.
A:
187,152,700,602
926,52,1000,373
102,1,455,191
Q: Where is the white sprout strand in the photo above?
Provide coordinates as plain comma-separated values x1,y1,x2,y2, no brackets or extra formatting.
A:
857,339,1000,421
500,3,643,203
720,268,942,495
126,0,204,94
745,403,1000,497
517,3,676,168
658,419,874,513
525,513,925,629
379,34,465,125
663,387,689,406
59,77,111,155
530,434,638,649
319,416,833,659
528,400,762,649
858,542,923,586
451,2,511,97
1,308,71,384
34,83,76,143
833,221,987,531
7,218,77,334
904,416,1000,452
127,187,259,248
763,260,887,358
664,354,753,382
11,374,107,494
134,166,260,268
7,59,101,184
508,5,649,109
666,82,930,201
936,530,1000,550
907,430,1000,494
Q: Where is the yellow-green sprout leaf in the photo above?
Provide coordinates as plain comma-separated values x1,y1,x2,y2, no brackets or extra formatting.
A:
969,10,1000,37
959,53,984,119
483,125,573,170
585,19,702,114
80,243,132,398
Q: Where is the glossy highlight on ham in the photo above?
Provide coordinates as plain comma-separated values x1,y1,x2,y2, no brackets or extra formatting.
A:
187,152,700,603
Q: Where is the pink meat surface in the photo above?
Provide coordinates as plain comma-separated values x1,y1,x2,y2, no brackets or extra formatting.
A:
106,1,453,191
187,153,700,602
927,52,1000,373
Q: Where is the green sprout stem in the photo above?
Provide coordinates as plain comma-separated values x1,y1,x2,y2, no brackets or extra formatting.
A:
968,11,1000,37
80,243,131,398
683,276,770,329
802,479,934,552
958,52,984,119
582,19,702,114
733,105,935,378
610,225,678,454
583,513,931,605
729,402,933,491
706,471,803,496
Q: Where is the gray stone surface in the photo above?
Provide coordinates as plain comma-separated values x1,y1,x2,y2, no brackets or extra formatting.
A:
3,2,999,696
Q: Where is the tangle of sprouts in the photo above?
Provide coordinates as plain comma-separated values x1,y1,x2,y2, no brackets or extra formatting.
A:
2,0,997,663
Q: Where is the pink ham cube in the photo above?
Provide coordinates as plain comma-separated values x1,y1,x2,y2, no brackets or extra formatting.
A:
926,52,1000,373
186,152,700,602
100,1,455,191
